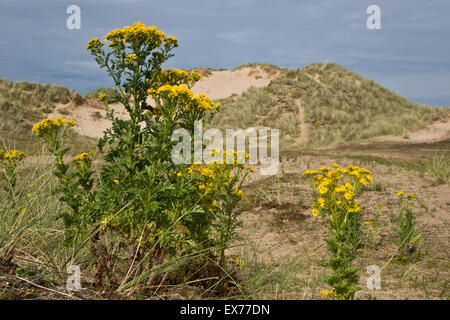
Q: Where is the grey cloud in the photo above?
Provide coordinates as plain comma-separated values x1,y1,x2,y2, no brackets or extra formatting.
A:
0,0,448,105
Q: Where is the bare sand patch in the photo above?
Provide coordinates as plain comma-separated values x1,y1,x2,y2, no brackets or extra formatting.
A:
190,66,278,100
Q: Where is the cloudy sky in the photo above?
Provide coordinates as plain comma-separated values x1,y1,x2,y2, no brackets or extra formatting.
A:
1,0,449,106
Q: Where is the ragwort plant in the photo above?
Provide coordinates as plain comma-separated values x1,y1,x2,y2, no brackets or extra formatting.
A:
0,148,28,196
392,190,421,262
32,22,251,292
181,149,252,266
303,163,373,300
0,148,28,262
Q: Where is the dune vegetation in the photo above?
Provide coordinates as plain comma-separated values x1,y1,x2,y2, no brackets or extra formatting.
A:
210,63,450,146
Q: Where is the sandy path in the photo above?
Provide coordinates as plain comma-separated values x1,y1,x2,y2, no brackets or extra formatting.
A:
294,98,308,144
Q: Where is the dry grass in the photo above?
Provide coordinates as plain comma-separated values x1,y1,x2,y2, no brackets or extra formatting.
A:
0,79,84,112
232,63,282,77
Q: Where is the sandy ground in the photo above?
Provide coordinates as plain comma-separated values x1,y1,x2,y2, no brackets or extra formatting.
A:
49,102,128,138
368,119,450,144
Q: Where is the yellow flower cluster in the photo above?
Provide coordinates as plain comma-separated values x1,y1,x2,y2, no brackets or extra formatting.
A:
303,164,372,217
86,38,103,50
394,190,416,199
182,150,251,200
32,118,75,138
147,84,220,113
157,69,201,86
148,84,192,98
125,53,138,63
364,220,373,226
187,164,217,194
0,149,27,161
104,22,173,48
185,94,215,112
234,187,244,198
72,152,94,174
87,22,178,55
302,170,318,177
165,36,178,47
98,93,108,102
72,152,91,163
0,149,28,167
319,289,337,299
158,68,188,84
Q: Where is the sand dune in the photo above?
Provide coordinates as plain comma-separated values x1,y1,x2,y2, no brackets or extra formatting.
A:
191,66,276,100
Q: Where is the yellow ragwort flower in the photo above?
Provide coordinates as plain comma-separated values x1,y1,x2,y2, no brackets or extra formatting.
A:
319,289,336,299
98,93,108,102
318,186,329,195
72,152,90,163
318,198,326,208
0,149,28,167
86,38,103,50
32,118,75,138
302,170,319,177
102,22,175,50
125,53,138,63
